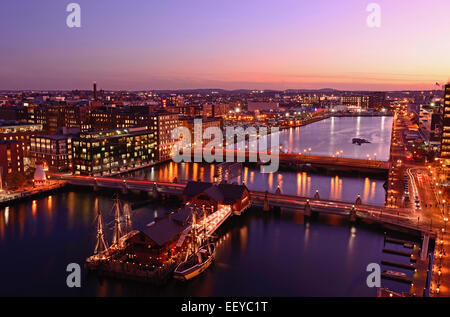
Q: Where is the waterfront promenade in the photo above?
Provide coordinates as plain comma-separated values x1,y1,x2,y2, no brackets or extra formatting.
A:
0,180,66,206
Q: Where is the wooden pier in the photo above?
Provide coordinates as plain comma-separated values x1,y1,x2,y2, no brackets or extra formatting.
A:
382,248,412,257
381,260,415,271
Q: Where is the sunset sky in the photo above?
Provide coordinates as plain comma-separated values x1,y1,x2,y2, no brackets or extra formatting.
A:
1,0,450,91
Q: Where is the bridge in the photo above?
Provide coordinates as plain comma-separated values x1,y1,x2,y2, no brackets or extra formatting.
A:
50,173,433,236
189,150,390,174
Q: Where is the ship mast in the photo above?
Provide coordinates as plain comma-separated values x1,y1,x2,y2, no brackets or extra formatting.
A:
94,209,108,255
123,202,132,234
112,195,123,246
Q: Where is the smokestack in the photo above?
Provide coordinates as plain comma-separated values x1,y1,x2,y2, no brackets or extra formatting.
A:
93,82,98,101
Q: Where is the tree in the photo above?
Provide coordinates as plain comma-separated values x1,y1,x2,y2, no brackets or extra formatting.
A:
5,172,26,190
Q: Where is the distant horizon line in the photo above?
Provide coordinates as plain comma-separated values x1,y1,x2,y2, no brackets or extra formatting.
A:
0,87,446,94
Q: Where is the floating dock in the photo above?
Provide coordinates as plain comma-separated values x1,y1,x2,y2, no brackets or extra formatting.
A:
381,260,415,271
382,248,412,257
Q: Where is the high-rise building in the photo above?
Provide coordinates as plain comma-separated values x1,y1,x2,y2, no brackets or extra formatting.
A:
440,84,450,159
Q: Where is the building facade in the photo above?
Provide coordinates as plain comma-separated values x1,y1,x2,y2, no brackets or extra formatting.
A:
72,127,157,176
0,121,43,161
29,135,73,172
441,84,450,159
341,95,370,110
155,112,179,162
0,140,24,185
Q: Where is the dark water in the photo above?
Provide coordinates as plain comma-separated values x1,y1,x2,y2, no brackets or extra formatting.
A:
0,190,415,297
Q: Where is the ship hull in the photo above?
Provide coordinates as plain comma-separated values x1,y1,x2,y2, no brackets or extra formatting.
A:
173,243,215,281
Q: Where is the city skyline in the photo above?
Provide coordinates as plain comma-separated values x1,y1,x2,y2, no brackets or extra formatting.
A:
1,0,450,91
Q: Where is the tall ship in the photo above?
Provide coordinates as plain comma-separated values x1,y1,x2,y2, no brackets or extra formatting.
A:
173,213,216,281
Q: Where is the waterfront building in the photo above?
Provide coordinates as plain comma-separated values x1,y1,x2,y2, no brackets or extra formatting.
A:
122,204,205,264
180,117,222,149
0,120,43,158
0,140,24,184
29,134,73,172
72,127,157,176
182,181,250,215
155,112,180,162
341,95,370,110
440,84,450,160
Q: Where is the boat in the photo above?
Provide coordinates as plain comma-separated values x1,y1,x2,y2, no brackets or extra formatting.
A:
173,213,216,281
85,195,132,269
384,270,407,278
173,243,215,281
352,138,371,145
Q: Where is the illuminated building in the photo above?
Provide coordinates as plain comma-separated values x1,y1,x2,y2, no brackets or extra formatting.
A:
341,95,370,109
440,84,450,159
72,127,157,176
155,112,180,162
247,101,278,112
0,140,24,184
180,117,222,148
29,134,73,172
0,120,43,156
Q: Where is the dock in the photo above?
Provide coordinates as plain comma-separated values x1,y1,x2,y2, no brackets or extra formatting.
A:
381,260,415,271
382,248,412,257
381,271,413,284
385,237,415,248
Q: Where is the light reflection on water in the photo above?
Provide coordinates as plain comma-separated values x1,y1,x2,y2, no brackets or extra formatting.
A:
132,162,384,206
